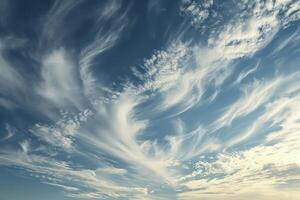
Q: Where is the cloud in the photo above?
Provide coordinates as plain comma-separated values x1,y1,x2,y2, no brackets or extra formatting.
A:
134,42,188,94
96,166,127,175
0,1,300,199
43,182,79,192
19,140,30,153
1,123,15,141
42,0,84,44
78,92,177,185
208,70,300,145
0,41,25,94
0,97,17,110
180,128,300,199
30,109,92,150
0,149,149,199
203,0,300,60
37,48,83,108
209,77,282,132
180,0,213,29
234,60,260,84
178,78,300,199
132,41,233,118
79,0,130,100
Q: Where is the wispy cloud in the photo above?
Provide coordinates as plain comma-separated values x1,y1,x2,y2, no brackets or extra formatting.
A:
0,41,25,95
37,48,83,108
1,123,15,141
30,109,92,150
42,0,84,44
79,0,130,100
180,95,300,198
0,0,300,199
0,149,149,199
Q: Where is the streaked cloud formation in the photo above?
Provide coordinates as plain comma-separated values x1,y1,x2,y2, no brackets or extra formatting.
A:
0,0,300,199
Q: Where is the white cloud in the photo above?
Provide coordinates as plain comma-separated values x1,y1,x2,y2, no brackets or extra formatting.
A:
203,0,300,60
1,1,300,199
234,60,260,84
38,48,83,108
78,92,178,185
96,166,127,175
134,42,188,94
79,0,129,100
132,41,233,117
180,0,213,29
0,97,17,110
42,0,84,43
30,109,92,150
43,182,79,192
19,140,30,153
0,150,149,199
178,81,300,199
210,77,283,132
180,133,300,199
1,123,15,141
208,71,300,144
0,41,25,94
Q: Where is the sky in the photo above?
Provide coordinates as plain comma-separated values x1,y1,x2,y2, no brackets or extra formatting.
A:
0,0,300,199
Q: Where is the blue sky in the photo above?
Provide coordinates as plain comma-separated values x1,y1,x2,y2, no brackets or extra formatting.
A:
0,0,300,199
